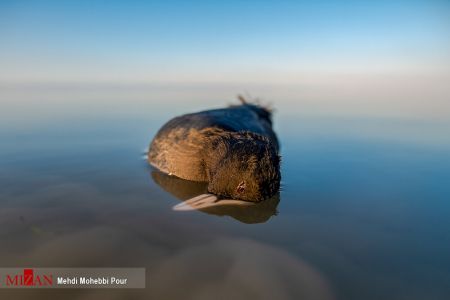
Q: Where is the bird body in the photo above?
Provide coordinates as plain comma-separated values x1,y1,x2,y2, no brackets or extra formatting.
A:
149,102,280,203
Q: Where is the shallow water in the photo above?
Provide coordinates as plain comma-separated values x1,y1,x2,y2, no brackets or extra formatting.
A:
1,94,450,300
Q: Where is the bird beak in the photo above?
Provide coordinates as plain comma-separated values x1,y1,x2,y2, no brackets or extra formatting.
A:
173,193,254,211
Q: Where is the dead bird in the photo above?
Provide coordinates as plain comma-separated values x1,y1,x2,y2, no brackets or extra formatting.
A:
148,97,281,208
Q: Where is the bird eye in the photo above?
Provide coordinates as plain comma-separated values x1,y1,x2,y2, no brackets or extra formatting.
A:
236,181,246,193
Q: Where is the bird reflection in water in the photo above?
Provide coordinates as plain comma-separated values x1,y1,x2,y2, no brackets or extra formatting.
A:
150,170,280,224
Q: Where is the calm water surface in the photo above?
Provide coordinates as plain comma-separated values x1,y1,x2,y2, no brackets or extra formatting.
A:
0,100,449,300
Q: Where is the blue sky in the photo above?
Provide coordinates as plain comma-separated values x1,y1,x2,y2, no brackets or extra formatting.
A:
0,0,449,83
